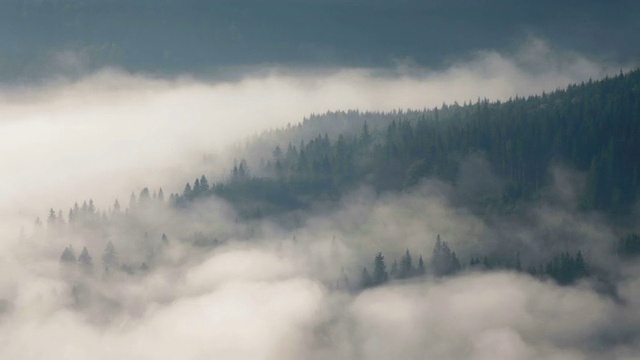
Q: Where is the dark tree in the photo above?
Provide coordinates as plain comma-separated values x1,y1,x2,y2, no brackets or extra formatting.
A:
139,188,151,203
200,175,210,193
399,249,414,278
47,208,57,227
78,247,93,272
618,233,640,257
102,241,118,270
417,255,426,275
431,235,461,276
183,183,192,198
60,246,76,263
372,252,389,286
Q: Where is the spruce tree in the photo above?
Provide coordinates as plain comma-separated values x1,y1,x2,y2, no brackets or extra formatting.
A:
372,252,389,285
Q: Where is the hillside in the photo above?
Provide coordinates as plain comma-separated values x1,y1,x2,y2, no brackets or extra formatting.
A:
175,69,640,218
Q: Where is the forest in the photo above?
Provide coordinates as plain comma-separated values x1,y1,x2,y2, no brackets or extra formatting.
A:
187,69,640,217
34,69,640,297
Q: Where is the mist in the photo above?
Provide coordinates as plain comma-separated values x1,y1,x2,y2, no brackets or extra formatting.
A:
1,39,639,359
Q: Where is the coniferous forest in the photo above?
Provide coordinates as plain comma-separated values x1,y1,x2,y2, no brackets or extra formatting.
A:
35,69,640,295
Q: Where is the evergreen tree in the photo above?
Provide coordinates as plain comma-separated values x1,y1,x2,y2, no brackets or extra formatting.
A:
417,255,426,275
575,250,587,277
372,252,389,285
193,179,201,196
432,235,460,276
399,249,414,278
78,247,93,272
102,241,118,270
47,208,57,227
88,199,96,214
360,121,371,146
60,246,76,263
200,175,210,193
139,188,151,203
183,183,192,198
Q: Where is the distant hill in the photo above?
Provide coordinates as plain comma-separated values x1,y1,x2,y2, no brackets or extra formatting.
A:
174,69,640,218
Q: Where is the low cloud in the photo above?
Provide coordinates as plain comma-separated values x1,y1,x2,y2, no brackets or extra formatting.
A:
0,39,638,359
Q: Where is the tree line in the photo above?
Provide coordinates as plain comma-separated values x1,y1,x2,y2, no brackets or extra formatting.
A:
360,235,590,289
173,69,640,217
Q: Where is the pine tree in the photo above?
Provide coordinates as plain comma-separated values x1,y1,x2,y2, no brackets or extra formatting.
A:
78,247,93,272
360,120,371,146
372,252,389,285
575,250,587,277
139,188,151,203
60,246,76,263
432,235,460,276
88,199,96,214
417,255,425,275
102,241,118,270
399,249,414,278
183,183,192,198
193,179,201,196
47,208,57,227
200,175,210,193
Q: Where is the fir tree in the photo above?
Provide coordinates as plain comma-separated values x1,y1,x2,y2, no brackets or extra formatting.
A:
372,252,389,286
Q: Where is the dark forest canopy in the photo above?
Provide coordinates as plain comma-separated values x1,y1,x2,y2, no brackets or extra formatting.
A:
177,69,640,218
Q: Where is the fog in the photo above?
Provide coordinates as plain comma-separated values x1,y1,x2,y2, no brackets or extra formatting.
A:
1,40,639,359
0,39,624,218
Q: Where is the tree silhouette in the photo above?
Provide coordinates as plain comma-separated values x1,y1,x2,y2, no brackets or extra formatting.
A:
78,247,93,273
372,252,389,286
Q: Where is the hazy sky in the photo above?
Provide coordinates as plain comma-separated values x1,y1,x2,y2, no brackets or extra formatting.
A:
1,0,638,82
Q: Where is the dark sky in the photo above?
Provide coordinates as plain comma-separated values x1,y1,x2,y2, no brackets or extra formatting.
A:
1,0,638,82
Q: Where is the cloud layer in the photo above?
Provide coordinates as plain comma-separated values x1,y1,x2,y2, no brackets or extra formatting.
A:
0,40,638,359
